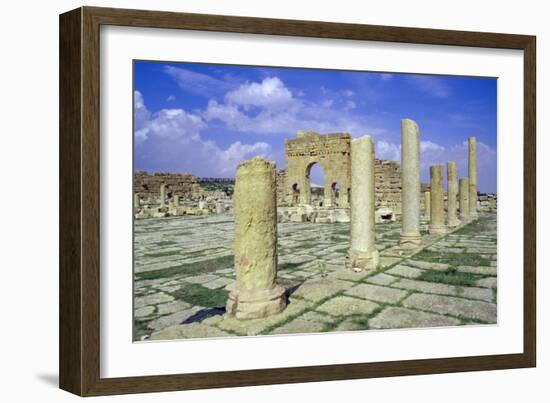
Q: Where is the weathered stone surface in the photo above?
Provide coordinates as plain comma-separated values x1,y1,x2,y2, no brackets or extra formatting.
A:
148,307,203,331
226,157,287,319
403,293,496,322
202,277,233,290
156,300,192,315
386,264,424,278
457,266,497,276
477,277,497,288
184,274,219,284
150,323,232,340
468,137,478,218
369,307,461,329
429,164,446,234
347,135,379,270
271,318,326,335
219,299,308,336
459,177,470,221
135,306,155,318
316,296,379,316
366,273,398,286
446,162,461,227
135,292,174,309
400,119,422,248
292,278,353,302
405,259,450,271
392,278,493,301
345,283,408,304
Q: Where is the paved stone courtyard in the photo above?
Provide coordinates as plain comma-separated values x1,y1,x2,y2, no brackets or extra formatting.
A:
134,212,497,341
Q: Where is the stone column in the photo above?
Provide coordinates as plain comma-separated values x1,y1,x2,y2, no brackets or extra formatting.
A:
399,119,422,248
468,137,478,218
159,183,166,207
459,177,470,221
429,164,446,234
347,135,380,271
226,157,286,320
216,202,224,214
424,191,431,220
446,162,461,227
134,193,140,213
173,195,180,207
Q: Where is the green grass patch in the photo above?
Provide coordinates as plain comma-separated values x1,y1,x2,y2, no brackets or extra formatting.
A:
417,268,484,287
155,240,178,247
135,254,234,280
170,283,229,308
144,250,181,258
412,249,491,267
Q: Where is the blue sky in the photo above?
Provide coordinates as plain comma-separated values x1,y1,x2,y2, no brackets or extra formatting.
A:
134,61,497,193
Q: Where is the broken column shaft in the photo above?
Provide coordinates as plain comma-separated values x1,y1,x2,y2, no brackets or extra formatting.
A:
225,157,287,319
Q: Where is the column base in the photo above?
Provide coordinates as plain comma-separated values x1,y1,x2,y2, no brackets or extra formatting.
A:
346,248,380,271
429,224,447,234
399,233,422,249
447,218,461,228
225,285,287,320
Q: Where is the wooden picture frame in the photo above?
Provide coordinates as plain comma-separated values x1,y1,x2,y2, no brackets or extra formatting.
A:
59,6,536,396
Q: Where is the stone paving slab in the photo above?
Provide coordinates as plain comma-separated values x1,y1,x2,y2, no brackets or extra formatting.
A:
402,293,497,323
316,296,379,316
386,264,424,278
369,307,461,329
136,212,497,341
345,283,408,304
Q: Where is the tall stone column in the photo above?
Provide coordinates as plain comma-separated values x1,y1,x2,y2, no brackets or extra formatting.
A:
468,137,478,218
173,195,180,207
347,135,379,271
399,119,422,248
429,164,446,234
446,162,461,227
134,193,140,213
424,191,431,220
459,177,470,221
159,183,166,207
226,157,287,320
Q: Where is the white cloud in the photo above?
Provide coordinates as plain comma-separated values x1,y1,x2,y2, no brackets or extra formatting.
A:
380,73,394,81
376,140,401,161
134,92,272,176
225,77,298,111
342,89,354,97
163,65,232,97
166,95,176,102
420,140,445,153
204,76,385,136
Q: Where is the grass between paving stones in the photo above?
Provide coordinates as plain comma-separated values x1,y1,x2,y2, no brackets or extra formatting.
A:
169,283,229,308
417,268,486,287
155,240,178,246
135,254,234,280
144,250,182,258
412,249,491,267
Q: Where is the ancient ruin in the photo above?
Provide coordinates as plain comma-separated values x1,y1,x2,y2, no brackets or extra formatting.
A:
225,157,287,319
347,135,380,271
447,162,461,228
429,164,446,234
284,131,351,208
468,137,479,219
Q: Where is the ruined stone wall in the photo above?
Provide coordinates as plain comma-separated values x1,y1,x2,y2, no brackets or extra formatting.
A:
284,131,351,207
134,171,202,200
375,159,402,214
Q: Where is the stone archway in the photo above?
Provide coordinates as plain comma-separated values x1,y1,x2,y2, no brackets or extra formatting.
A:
285,131,351,207
291,183,300,205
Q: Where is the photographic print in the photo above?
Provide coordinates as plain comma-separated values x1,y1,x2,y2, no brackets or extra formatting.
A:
132,61,497,342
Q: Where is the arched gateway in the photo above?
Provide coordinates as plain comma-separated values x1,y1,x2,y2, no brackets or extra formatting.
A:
284,131,351,207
